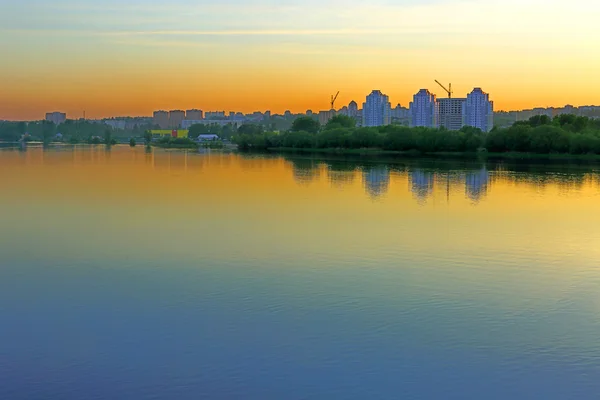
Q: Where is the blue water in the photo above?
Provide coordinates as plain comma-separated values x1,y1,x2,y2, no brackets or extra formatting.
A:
2,147,600,399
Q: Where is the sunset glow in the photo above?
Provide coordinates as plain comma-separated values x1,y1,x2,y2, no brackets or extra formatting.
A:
2,0,600,120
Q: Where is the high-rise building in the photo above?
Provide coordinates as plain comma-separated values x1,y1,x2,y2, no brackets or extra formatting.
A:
153,111,169,129
465,88,493,132
437,98,465,131
186,109,203,120
45,112,67,125
348,101,358,119
390,104,410,125
169,110,185,128
410,89,438,128
362,90,391,127
318,110,336,125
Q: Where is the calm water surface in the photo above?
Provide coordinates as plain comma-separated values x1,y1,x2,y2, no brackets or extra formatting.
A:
2,146,600,399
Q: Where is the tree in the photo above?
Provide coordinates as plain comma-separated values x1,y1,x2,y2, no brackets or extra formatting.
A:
188,123,223,139
104,129,113,145
144,131,153,145
129,138,136,147
17,122,26,137
324,115,356,130
528,115,551,127
237,124,264,136
41,121,56,144
291,116,320,134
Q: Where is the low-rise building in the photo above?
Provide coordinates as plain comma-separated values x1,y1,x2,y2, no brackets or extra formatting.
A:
45,112,67,125
197,134,220,142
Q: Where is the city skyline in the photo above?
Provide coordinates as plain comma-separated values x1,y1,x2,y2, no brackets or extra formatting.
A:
2,0,600,120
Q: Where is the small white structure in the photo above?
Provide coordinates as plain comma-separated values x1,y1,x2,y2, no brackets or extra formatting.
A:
197,134,219,142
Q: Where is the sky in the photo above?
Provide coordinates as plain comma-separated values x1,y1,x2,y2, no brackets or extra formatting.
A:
1,0,600,120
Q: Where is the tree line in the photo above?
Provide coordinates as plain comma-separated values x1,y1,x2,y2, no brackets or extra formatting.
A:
0,120,151,144
231,114,600,155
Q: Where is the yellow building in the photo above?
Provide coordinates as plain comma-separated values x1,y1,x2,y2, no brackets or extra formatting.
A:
149,130,189,138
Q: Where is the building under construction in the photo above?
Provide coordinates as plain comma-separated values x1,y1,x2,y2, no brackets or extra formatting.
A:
433,80,465,131
437,98,466,131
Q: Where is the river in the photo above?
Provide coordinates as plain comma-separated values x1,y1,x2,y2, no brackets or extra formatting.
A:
1,145,600,399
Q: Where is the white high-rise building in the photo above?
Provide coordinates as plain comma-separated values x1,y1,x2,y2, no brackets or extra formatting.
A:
465,88,494,132
348,101,359,120
362,90,391,127
410,89,438,127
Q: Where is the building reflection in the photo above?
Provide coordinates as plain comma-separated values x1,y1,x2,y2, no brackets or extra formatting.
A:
465,167,489,202
363,166,390,198
290,158,321,185
410,169,435,204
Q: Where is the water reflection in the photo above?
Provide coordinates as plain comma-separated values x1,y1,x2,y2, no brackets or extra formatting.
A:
410,169,435,204
363,166,390,199
3,147,600,207
325,161,356,188
465,167,489,203
290,158,321,185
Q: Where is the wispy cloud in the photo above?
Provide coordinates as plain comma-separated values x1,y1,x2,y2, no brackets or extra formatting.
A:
104,29,404,36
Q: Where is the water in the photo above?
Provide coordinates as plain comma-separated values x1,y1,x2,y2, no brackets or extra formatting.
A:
2,145,600,399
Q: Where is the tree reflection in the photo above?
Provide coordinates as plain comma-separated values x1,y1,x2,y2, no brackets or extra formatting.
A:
325,161,356,188
289,158,321,185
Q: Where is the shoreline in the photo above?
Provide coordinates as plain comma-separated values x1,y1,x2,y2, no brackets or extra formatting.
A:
262,147,600,161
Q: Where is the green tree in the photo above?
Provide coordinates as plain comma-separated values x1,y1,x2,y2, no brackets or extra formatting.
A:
291,116,320,134
129,138,136,147
237,124,264,136
324,115,356,130
17,122,27,137
41,121,56,144
104,129,113,145
144,131,153,145
528,115,551,127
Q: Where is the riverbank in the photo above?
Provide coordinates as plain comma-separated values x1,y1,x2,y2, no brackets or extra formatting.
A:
152,143,199,149
263,147,600,161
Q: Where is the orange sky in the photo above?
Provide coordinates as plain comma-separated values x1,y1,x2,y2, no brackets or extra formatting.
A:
1,0,600,120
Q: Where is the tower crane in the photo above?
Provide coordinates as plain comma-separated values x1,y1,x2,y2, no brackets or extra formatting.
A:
435,80,453,98
330,91,340,110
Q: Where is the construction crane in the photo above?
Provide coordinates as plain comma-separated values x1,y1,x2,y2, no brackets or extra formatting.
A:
435,80,453,98
330,91,340,110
